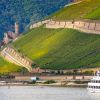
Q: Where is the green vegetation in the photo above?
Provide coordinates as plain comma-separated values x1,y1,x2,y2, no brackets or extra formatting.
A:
13,27,100,70
65,70,94,75
0,0,69,39
84,7,100,20
51,0,100,20
83,70,94,75
1,0,100,72
44,80,56,84
74,80,88,84
0,57,22,73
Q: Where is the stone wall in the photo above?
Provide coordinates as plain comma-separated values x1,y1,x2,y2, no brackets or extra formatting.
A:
46,20,100,34
30,20,50,29
1,47,33,72
30,19,100,34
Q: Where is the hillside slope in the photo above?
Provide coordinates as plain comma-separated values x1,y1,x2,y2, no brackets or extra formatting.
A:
13,27,100,70
0,57,21,73
51,0,100,20
1,0,100,72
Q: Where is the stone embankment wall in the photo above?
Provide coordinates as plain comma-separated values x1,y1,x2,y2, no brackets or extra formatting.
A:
46,20,100,34
1,47,33,72
15,75,92,82
30,19,100,34
30,20,50,29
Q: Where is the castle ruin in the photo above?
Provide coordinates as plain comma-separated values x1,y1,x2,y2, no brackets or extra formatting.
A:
3,22,19,45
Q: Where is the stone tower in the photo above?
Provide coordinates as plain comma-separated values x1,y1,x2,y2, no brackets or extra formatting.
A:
15,22,19,36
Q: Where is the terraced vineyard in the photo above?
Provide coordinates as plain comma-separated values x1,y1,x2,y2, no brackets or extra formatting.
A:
51,0,100,20
13,27,100,69
84,7,100,20
0,0,100,72
0,57,21,73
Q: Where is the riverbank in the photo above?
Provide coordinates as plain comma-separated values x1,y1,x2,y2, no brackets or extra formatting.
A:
35,83,88,88
0,80,88,88
0,84,87,88
0,75,91,87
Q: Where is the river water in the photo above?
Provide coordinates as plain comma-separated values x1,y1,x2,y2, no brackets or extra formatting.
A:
0,86,100,100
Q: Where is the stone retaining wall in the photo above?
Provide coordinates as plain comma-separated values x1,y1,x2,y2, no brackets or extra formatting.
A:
1,47,33,72
46,20,100,34
30,19,100,34
30,20,50,29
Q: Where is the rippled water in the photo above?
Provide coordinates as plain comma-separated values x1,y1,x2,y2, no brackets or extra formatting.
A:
0,86,100,100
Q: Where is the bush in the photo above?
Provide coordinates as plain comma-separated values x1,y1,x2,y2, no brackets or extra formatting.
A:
28,80,36,84
44,80,56,84
83,70,94,75
74,80,88,84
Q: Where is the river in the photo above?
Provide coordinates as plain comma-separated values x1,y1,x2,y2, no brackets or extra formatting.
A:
0,86,100,100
